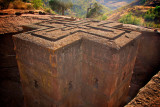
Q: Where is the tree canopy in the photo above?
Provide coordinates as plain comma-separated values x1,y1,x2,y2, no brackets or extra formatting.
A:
49,0,73,15
86,2,102,18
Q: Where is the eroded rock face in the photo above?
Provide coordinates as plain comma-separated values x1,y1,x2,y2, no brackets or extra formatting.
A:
126,71,160,107
13,17,141,107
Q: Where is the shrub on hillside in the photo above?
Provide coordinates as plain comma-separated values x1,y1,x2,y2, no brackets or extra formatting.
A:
26,3,34,9
49,0,73,15
153,6,160,22
101,14,107,20
144,13,155,21
119,13,142,25
31,0,43,9
143,22,160,28
44,8,56,14
139,0,146,5
8,0,33,9
144,6,160,23
8,0,26,9
96,14,108,20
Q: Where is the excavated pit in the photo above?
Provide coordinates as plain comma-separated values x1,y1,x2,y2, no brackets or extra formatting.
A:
0,17,160,107
0,32,24,107
128,30,160,101
0,26,37,107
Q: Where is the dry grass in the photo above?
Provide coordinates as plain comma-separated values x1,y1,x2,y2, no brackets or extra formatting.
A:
8,0,34,10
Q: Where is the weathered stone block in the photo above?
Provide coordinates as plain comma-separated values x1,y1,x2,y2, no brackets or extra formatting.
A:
13,18,141,107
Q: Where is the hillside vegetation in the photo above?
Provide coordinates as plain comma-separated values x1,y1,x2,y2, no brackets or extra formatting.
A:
65,0,110,18
1,0,159,28
44,0,110,19
0,0,48,10
0,0,110,19
108,0,160,28
96,0,135,10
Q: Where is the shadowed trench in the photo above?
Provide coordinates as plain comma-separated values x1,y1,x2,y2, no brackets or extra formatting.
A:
0,33,24,107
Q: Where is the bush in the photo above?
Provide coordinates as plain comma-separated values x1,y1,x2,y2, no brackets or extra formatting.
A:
143,22,160,28
144,6,160,22
31,0,43,9
139,0,146,5
119,13,142,25
154,6,160,22
144,13,155,21
154,6,160,13
26,3,34,10
49,0,73,15
96,14,107,20
8,0,27,9
44,8,56,14
101,14,107,20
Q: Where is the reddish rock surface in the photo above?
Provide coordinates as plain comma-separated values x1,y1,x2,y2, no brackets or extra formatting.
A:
126,71,160,107
0,14,53,34
13,17,141,107
0,13,159,107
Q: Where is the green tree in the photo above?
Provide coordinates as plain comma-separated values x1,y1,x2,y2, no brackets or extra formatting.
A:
49,0,73,15
144,6,160,23
86,3,102,18
139,0,146,5
31,0,43,9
